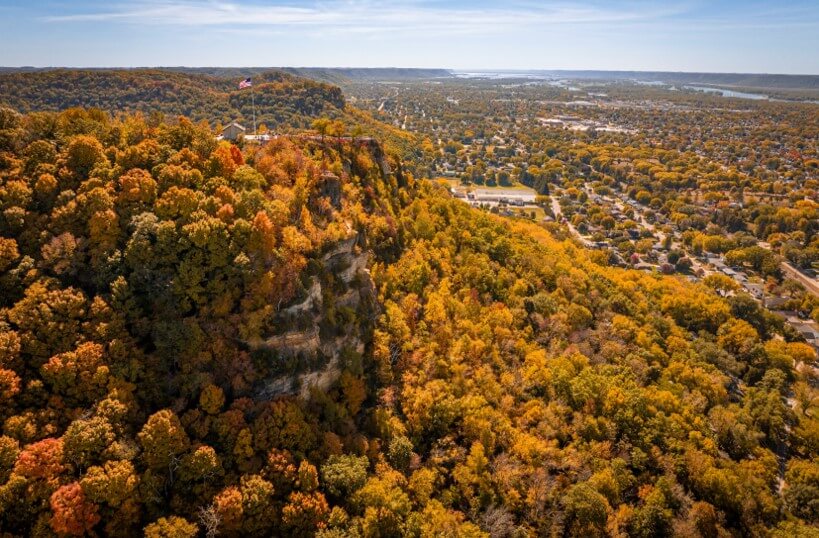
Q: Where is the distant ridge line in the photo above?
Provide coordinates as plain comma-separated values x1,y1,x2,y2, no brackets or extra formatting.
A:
1,66,817,89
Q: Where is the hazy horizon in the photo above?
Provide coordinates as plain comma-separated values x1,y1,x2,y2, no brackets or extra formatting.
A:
2,67,818,78
1,1,818,74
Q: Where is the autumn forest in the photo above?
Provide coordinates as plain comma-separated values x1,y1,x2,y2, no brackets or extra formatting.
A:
0,66,818,538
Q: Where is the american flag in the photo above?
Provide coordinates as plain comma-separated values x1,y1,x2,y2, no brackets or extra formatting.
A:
239,78,252,89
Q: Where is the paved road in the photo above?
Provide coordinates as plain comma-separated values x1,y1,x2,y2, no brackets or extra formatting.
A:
781,261,819,298
550,193,593,247
549,195,563,220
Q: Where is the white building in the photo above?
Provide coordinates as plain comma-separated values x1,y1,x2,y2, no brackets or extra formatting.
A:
221,122,246,141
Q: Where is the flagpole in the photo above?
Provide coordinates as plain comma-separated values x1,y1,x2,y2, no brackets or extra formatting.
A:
251,82,257,136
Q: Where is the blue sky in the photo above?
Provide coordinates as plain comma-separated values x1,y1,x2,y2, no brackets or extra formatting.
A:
1,1,817,73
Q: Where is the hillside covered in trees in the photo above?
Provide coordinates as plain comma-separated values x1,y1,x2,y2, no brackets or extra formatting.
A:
0,69,346,130
0,100,818,538
0,69,424,173
160,68,453,85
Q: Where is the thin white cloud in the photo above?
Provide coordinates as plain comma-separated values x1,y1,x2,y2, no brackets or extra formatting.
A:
42,0,688,36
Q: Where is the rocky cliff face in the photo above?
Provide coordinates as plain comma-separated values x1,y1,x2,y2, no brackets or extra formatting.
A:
251,230,376,400
241,135,404,401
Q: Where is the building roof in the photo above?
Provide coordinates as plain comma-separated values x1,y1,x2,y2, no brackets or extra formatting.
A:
223,122,246,132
